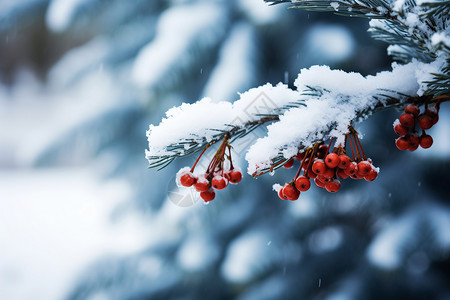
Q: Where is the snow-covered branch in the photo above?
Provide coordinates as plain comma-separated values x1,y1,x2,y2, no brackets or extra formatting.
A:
146,59,443,173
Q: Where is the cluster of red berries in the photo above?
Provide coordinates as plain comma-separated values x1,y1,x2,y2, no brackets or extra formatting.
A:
274,127,379,201
394,103,440,151
177,134,242,202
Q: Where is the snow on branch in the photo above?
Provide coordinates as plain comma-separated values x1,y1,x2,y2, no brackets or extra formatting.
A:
146,59,443,173
245,60,442,175
145,83,301,169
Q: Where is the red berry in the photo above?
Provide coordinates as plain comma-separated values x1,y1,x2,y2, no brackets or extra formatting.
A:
351,172,365,180
228,170,242,184
406,134,420,151
283,158,294,168
419,134,433,149
432,114,439,125
418,114,434,130
408,143,419,151
316,144,329,159
344,162,358,176
212,175,228,190
317,175,330,183
194,175,210,192
399,113,415,127
295,152,305,161
322,167,335,179
364,169,378,181
325,179,341,193
302,157,311,170
180,172,196,187
336,168,349,179
278,188,288,200
306,167,317,179
338,154,351,169
295,176,311,192
395,137,409,150
425,107,438,117
312,159,327,175
425,107,439,125
404,104,420,116
325,153,340,168
394,124,409,136
282,183,300,201
357,161,372,176
200,188,215,202
314,178,326,188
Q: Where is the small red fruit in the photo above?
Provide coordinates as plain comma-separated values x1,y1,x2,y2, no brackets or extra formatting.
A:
302,157,311,170
425,107,438,118
407,143,419,151
394,124,409,136
404,104,420,116
295,152,305,161
314,178,326,188
194,176,210,192
357,161,372,176
325,153,340,168
364,169,378,181
278,188,288,200
316,144,329,159
406,134,419,151
338,154,351,169
322,167,335,179
432,113,439,125
200,188,215,202
395,137,409,150
317,175,330,183
425,107,439,125
419,134,433,149
336,168,349,179
228,170,242,184
295,176,311,192
418,114,434,130
180,172,196,187
344,162,358,176
350,172,365,180
212,176,228,190
283,158,294,168
312,159,327,175
282,183,300,201
399,113,415,127
325,179,341,193
306,168,317,179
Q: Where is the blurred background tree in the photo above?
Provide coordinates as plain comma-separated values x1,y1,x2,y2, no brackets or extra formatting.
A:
0,0,449,300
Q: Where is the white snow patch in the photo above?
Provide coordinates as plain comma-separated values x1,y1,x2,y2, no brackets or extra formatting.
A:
0,169,149,300
176,235,219,272
46,0,90,32
132,3,226,88
330,2,340,11
431,31,450,48
236,0,283,25
308,226,343,254
221,231,272,283
302,25,355,64
201,23,256,102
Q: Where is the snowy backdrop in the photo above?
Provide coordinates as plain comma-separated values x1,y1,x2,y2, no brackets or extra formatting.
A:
0,0,449,299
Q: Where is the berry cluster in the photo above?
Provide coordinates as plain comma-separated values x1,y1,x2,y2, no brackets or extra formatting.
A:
177,134,242,202
394,103,440,151
275,127,379,201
